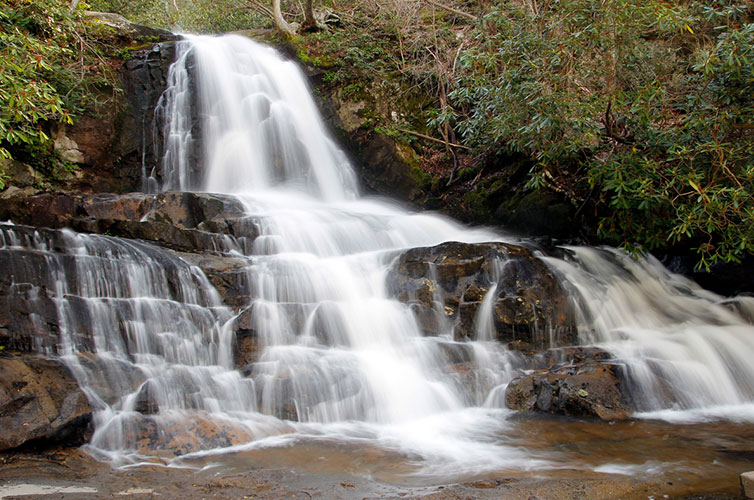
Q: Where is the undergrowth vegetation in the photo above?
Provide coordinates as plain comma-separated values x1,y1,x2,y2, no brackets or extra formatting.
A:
449,1,754,268
0,0,120,187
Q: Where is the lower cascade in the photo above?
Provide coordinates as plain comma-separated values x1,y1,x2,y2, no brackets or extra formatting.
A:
2,33,754,480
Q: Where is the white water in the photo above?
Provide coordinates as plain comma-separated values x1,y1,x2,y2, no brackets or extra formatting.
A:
106,34,534,473
6,33,754,478
544,247,754,420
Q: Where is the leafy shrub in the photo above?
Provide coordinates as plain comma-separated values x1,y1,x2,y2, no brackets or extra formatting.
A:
0,0,117,187
448,1,753,267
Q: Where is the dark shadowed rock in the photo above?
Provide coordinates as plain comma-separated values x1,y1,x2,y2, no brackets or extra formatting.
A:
505,348,632,421
116,41,178,192
387,241,576,351
0,354,92,451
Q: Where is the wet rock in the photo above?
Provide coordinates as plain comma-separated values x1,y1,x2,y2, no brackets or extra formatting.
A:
235,330,260,371
0,235,76,353
387,241,576,350
124,412,262,458
505,349,631,421
538,346,612,368
142,192,247,229
0,354,92,451
75,354,146,409
78,219,232,254
741,471,754,499
117,41,178,192
0,192,80,229
0,224,239,358
78,192,153,221
176,252,252,309
134,382,160,415
0,191,258,254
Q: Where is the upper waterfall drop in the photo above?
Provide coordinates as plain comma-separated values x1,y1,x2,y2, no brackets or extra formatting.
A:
154,34,359,200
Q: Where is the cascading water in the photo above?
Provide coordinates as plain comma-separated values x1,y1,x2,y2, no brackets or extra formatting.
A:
108,33,539,473
544,247,754,421
8,32,754,480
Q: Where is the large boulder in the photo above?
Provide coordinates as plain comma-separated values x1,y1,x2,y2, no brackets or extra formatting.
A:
0,354,92,451
505,347,632,421
386,241,576,351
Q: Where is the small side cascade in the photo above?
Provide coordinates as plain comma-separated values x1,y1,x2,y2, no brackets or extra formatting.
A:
544,247,754,417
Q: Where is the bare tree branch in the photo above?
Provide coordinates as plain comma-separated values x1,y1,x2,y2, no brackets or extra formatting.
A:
397,128,471,150
247,0,274,19
425,0,477,20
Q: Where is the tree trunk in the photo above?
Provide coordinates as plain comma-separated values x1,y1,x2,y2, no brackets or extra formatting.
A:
272,0,296,37
302,0,318,31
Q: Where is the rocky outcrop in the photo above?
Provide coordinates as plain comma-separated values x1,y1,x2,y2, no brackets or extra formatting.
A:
0,21,177,195
85,11,176,42
0,191,259,255
116,41,178,192
387,241,576,351
505,347,632,421
0,354,92,451
310,70,429,202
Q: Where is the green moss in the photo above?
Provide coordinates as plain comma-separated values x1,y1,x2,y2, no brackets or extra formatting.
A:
463,190,492,220
412,166,433,191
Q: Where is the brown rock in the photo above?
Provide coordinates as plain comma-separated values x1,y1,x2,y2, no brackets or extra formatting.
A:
741,471,754,499
0,160,40,189
122,412,265,458
80,193,153,221
505,349,631,421
0,354,92,451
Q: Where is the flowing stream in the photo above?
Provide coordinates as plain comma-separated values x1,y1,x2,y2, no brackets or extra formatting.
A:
5,33,754,482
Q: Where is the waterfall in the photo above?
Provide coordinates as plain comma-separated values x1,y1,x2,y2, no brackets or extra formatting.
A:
146,34,754,427
104,34,535,472
5,32,754,477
